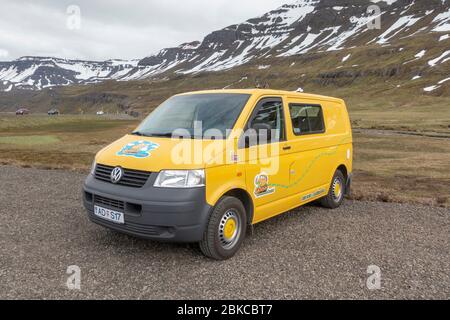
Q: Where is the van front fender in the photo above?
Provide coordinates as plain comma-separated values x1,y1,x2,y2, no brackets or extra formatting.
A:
205,165,248,207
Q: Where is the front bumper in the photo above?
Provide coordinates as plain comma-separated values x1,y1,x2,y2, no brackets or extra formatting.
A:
83,173,212,243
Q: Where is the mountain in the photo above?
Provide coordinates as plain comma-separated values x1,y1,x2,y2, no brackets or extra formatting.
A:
136,0,450,75
0,0,449,93
0,57,139,91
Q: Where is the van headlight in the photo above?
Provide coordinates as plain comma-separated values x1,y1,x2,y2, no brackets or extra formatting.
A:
154,170,205,188
90,160,97,175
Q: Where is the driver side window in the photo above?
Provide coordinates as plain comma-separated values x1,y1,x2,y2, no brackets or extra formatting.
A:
249,98,285,143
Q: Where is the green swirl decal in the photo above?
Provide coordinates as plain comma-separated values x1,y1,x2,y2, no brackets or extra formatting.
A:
268,136,351,189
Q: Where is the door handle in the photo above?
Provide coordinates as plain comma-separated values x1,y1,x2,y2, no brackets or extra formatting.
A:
283,145,292,151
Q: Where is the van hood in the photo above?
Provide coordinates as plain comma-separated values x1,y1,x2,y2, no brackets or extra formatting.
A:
95,134,230,171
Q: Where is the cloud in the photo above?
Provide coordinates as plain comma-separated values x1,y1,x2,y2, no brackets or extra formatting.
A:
0,0,288,61
0,49,9,58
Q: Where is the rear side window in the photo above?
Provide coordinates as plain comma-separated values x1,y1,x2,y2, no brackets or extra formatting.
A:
289,104,325,135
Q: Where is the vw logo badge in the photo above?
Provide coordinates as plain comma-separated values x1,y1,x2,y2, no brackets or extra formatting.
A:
110,167,124,184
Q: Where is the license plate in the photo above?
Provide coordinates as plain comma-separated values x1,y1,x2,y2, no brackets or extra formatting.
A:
94,205,124,224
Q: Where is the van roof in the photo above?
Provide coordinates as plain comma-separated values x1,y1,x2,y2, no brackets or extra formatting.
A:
178,89,344,103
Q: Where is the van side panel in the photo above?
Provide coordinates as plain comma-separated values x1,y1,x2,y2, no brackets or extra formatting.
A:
325,100,353,183
205,95,353,225
279,98,347,194
251,97,353,224
252,183,330,224
205,164,247,207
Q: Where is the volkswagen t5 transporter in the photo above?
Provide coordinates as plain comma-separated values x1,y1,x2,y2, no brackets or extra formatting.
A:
83,89,353,260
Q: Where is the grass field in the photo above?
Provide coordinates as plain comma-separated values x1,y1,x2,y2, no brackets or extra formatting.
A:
0,135,60,145
0,113,448,207
352,131,450,206
0,114,138,170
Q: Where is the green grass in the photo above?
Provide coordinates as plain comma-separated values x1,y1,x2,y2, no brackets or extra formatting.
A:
0,114,139,170
0,114,138,133
0,135,60,145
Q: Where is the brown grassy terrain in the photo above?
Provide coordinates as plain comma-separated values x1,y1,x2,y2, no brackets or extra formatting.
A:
0,114,137,170
0,113,448,207
351,131,450,207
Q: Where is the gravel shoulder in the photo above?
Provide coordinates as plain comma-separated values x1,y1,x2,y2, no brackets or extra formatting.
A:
0,165,448,299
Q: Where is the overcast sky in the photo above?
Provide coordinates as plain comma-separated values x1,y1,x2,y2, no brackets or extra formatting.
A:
0,0,289,61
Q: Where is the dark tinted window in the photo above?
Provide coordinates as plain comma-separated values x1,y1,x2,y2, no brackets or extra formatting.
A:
289,104,325,135
250,99,285,142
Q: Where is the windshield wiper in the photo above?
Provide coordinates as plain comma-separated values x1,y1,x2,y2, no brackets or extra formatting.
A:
148,133,173,138
131,131,148,136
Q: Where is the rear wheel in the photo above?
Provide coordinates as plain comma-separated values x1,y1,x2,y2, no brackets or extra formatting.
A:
320,170,346,209
199,196,246,260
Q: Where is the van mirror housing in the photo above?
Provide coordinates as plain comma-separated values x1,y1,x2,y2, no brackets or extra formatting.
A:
239,123,273,148
251,123,272,144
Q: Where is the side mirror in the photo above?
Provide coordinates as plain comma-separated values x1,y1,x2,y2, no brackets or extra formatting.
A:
251,123,272,143
238,123,273,149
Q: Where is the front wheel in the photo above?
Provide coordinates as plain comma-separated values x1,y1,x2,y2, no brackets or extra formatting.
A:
199,196,247,260
320,170,346,209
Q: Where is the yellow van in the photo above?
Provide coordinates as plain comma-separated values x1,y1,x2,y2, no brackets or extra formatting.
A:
83,89,353,260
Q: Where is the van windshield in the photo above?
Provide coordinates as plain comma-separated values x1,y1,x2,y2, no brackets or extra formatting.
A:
134,93,250,139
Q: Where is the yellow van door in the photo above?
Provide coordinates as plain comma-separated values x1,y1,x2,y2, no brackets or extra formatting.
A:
240,97,292,222
284,99,332,200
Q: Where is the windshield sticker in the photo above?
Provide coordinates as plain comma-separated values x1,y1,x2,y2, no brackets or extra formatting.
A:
254,173,275,198
117,140,159,158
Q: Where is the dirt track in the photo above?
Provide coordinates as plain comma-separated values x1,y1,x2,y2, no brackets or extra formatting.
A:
0,165,448,299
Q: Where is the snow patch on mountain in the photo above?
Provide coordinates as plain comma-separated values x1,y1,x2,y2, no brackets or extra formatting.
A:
432,9,450,32
376,15,422,44
423,76,450,92
438,77,450,84
370,0,398,4
415,50,426,59
327,16,369,51
428,50,450,66
424,85,439,92
261,0,318,27
342,54,351,62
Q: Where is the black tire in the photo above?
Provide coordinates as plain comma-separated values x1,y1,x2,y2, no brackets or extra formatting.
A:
199,196,247,260
320,170,346,209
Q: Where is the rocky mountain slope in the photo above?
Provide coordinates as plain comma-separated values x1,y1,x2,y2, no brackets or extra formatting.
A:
0,57,139,91
1,0,449,92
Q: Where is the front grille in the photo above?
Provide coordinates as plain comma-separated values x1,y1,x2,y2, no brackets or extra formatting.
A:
94,164,151,188
90,215,167,236
94,194,125,211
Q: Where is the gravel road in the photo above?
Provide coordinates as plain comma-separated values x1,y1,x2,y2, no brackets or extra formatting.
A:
0,165,448,299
